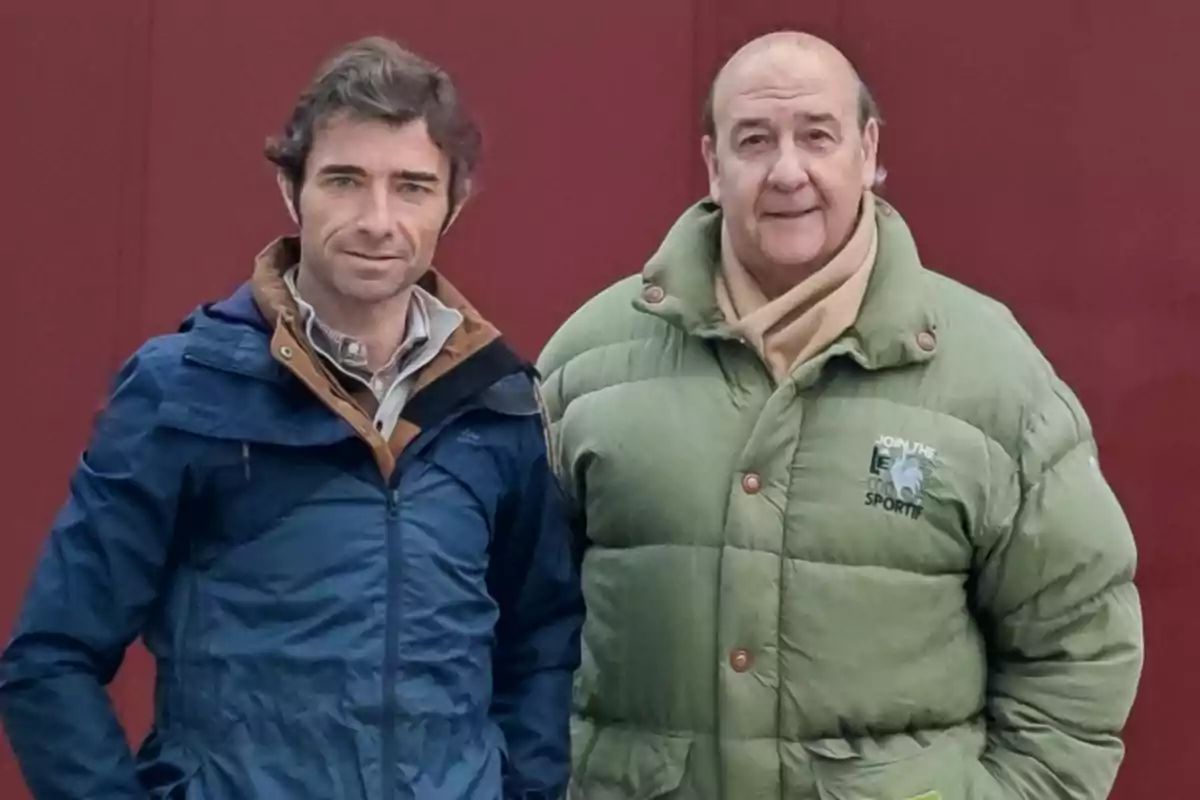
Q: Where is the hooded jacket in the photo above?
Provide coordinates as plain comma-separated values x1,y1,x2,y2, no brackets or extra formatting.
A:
1,243,584,800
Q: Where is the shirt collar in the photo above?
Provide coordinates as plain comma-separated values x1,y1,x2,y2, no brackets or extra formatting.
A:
282,266,461,385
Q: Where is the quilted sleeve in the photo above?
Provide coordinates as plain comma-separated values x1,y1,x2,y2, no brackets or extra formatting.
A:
971,377,1144,799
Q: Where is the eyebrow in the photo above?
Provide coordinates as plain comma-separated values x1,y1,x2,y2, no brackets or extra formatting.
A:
315,164,441,184
798,111,839,126
395,170,440,184
730,111,841,133
731,118,772,135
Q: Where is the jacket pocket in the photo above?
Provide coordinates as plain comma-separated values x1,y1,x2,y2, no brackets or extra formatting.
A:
136,733,204,800
805,737,968,800
569,721,692,800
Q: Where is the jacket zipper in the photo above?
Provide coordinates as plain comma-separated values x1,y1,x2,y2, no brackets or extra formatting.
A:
382,484,402,798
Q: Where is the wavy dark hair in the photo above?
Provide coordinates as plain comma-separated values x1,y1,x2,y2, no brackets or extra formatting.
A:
265,36,481,227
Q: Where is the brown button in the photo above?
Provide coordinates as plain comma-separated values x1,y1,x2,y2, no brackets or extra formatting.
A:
278,345,295,359
730,648,753,672
741,473,762,494
642,284,665,304
915,330,937,352
880,203,893,216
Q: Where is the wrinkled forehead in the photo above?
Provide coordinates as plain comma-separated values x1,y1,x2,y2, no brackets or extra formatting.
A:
712,44,858,132
307,113,449,175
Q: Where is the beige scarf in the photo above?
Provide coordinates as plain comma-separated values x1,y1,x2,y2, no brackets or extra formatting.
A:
715,193,878,382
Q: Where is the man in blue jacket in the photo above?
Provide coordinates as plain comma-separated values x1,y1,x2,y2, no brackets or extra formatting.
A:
0,36,584,800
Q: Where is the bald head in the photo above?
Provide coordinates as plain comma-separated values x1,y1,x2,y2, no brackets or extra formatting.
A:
702,31,879,140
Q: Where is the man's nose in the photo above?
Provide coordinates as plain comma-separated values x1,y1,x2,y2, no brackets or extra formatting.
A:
768,142,810,190
356,185,393,237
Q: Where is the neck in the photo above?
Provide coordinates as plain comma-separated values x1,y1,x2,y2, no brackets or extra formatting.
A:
714,193,879,381
295,267,414,371
721,232,800,301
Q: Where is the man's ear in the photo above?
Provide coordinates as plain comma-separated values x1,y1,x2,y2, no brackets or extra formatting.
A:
442,179,473,234
276,172,300,225
701,135,721,204
860,118,880,191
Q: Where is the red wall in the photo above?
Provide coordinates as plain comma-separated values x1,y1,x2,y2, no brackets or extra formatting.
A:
2,1,1196,797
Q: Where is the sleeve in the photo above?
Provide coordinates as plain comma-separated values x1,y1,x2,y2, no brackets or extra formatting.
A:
0,348,186,800
969,379,1144,799
487,393,586,800
528,364,582,523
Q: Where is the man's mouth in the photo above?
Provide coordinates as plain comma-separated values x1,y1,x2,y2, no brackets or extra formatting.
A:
762,208,817,220
346,251,403,261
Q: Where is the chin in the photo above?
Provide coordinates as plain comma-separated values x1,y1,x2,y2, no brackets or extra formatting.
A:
339,279,409,305
764,242,824,270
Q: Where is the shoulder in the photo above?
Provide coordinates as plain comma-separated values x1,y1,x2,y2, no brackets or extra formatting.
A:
115,296,274,391
476,370,549,446
466,370,562,483
82,333,198,473
536,274,653,380
924,270,1038,365
477,371,541,417
921,269,1091,473
97,311,278,446
104,331,191,406
537,274,692,424
923,270,1063,395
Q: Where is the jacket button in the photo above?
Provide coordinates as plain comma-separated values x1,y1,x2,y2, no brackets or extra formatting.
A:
278,345,294,359
642,284,665,304
730,648,753,672
915,330,937,352
742,473,762,494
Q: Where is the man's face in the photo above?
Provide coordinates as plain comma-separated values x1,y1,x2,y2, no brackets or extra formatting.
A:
703,43,878,283
282,112,451,306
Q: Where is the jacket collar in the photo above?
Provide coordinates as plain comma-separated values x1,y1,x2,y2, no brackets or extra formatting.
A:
176,237,532,449
635,195,939,371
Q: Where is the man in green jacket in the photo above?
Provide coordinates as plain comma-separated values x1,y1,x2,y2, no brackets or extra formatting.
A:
537,30,1143,800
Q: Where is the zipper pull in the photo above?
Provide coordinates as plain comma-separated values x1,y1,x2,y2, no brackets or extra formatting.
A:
242,442,251,481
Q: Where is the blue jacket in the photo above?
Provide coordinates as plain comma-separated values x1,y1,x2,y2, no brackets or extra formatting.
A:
0,280,584,799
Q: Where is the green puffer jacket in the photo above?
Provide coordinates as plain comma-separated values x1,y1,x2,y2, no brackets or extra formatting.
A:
536,197,1143,800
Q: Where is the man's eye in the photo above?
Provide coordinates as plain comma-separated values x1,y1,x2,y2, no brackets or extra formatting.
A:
739,134,769,148
327,175,357,188
398,183,431,195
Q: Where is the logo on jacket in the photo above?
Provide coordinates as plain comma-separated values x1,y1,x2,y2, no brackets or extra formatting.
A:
865,435,937,520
